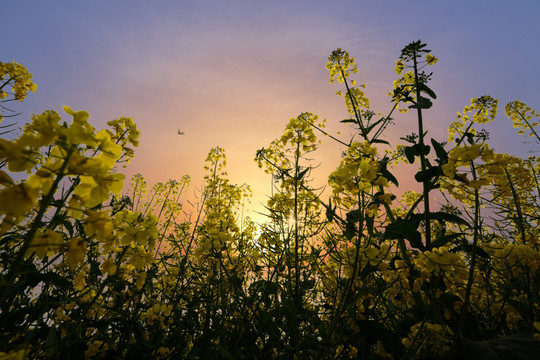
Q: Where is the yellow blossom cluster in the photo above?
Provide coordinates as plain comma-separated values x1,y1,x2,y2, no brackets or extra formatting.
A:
505,100,540,141
402,322,454,358
329,141,388,202
326,48,358,84
0,61,37,103
279,113,322,154
448,96,498,143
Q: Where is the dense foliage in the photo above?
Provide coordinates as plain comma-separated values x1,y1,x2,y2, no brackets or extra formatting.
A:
1,41,539,359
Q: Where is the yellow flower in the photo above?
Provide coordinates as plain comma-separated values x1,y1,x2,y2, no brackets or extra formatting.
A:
29,229,63,258
18,111,62,149
67,194,85,219
425,54,438,65
442,162,456,179
66,237,86,270
0,61,37,103
100,258,117,276
73,270,87,291
0,138,35,172
0,183,39,231
85,210,114,242
395,60,404,74
378,193,393,205
63,106,99,147
135,272,147,290
73,173,125,208
374,176,389,187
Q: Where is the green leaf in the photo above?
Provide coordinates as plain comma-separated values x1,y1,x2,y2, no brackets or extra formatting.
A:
413,143,430,155
379,159,399,186
409,96,433,109
465,132,475,144
414,166,443,182
325,199,335,222
356,320,400,353
404,146,415,164
430,212,471,227
381,168,399,186
301,279,315,290
440,292,461,308
430,138,447,160
296,167,309,181
458,243,490,259
216,343,236,360
370,138,390,145
249,280,280,295
344,221,356,240
366,215,374,236
346,209,361,223
365,117,386,133
384,220,424,250
431,233,465,248
419,83,437,99
63,219,74,237
46,327,58,358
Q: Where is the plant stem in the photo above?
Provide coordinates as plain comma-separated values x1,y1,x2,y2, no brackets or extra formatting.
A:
413,53,432,250
457,161,480,340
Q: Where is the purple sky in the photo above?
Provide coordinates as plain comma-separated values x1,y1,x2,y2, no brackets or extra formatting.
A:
3,0,540,221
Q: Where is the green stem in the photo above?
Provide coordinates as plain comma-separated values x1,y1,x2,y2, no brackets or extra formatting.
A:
515,106,540,143
340,68,368,139
457,161,480,340
1,147,74,308
412,53,432,250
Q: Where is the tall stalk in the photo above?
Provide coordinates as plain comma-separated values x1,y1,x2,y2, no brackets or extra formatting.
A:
457,161,480,339
412,53,432,250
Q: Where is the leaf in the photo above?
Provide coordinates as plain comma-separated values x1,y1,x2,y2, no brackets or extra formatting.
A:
366,215,374,236
381,168,399,186
404,146,415,164
249,280,279,295
378,159,399,186
63,219,74,237
414,166,443,182
365,117,386,133
431,233,465,249
370,138,390,145
356,320,400,352
419,83,437,99
346,209,361,223
296,167,309,181
413,143,430,155
406,213,423,227
301,279,315,290
430,138,447,160
384,220,424,250
325,199,335,222
216,343,236,360
430,212,471,227
440,292,461,309
344,221,356,240
409,96,433,109
458,243,490,259
465,132,475,144
46,327,58,358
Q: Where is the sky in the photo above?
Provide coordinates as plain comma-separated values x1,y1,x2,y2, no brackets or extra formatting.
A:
2,0,540,223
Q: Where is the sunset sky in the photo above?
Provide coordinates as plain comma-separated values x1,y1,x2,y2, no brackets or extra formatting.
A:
3,0,540,222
